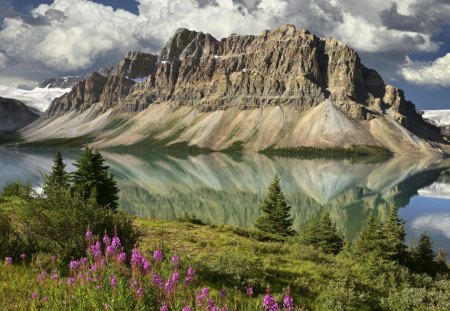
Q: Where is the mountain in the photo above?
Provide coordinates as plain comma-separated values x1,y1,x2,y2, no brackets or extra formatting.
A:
19,25,449,156
422,110,450,139
0,97,40,131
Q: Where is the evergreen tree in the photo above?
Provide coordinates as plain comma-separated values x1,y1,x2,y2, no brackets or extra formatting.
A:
383,208,407,262
301,210,344,254
45,151,69,189
255,175,293,236
71,147,119,210
353,212,384,257
410,232,435,273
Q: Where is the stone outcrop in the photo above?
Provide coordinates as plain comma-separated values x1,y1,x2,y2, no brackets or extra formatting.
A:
0,97,40,131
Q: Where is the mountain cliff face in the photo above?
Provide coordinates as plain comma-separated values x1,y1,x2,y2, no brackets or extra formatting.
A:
24,25,448,155
0,97,40,131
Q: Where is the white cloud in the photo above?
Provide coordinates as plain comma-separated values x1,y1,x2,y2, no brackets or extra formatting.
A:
411,213,450,239
0,52,7,70
401,53,450,87
0,0,447,82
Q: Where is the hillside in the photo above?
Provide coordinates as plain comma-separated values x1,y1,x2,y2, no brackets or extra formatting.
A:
0,97,40,132
19,25,449,156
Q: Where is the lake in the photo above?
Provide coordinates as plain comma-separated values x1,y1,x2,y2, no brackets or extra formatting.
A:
1,147,450,254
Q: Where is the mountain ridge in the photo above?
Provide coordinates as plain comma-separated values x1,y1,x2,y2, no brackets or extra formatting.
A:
18,25,450,156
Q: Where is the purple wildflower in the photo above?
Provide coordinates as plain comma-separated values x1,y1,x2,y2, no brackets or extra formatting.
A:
283,293,294,311
96,284,103,290
142,259,151,273
263,294,278,311
196,287,209,303
153,273,164,287
105,303,110,309
182,306,192,311
85,228,93,241
171,255,180,267
69,260,79,271
5,257,12,266
31,292,38,299
110,274,118,288
20,253,26,263
135,287,144,298
106,245,115,257
130,277,138,289
153,249,163,262
160,305,169,311
67,277,75,286
41,296,48,302
220,288,227,298
131,248,143,268
50,270,59,280
247,287,253,297
51,255,57,263
111,236,121,249
37,270,48,282
103,233,111,246
117,252,126,264
185,267,195,284
90,242,102,257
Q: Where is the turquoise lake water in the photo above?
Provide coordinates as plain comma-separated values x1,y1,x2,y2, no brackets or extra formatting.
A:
1,147,449,254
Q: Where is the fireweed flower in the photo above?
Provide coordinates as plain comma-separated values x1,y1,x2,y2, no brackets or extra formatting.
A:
110,274,118,288
103,233,111,246
106,245,115,257
135,287,144,298
153,274,164,287
185,267,195,284
20,253,26,263
69,260,79,271
182,306,192,311
196,287,209,303
67,277,75,286
131,248,143,268
31,292,38,300
96,284,103,290
160,305,169,311
5,257,12,266
171,255,180,267
117,252,126,264
153,249,163,262
90,242,102,257
283,293,294,311
50,270,59,280
85,228,93,241
37,270,48,282
111,236,121,249
130,277,138,289
247,287,253,297
142,259,151,273
51,255,57,263
220,288,227,298
263,294,278,311
41,297,48,302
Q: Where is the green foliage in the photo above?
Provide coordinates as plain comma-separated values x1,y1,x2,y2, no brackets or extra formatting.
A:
1,181,32,198
300,210,344,254
383,208,408,262
72,147,119,210
353,212,385,257
255,175,293,236
44,151,69,189
17,185,139,262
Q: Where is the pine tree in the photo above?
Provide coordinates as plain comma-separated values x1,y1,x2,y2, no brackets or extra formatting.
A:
353,212,384,256
71,147,119,210
383,208,407,262
45,151,69,189
411,232,435,273
255,175,293,236
301,210,344,254
317,210,344,254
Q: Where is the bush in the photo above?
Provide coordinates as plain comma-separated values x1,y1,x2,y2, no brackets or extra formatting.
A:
16,184,140,262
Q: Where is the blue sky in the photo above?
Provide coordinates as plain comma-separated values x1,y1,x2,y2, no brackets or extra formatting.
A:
0,0,449,109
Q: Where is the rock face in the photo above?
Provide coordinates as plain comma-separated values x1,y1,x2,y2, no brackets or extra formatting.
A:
0,97,40,131
38,76,84,89
29,25,448,155
47,52,158,117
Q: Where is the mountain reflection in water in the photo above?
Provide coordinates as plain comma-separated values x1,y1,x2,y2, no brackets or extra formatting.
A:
1,148,450,247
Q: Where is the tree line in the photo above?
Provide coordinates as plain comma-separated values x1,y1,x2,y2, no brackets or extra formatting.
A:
255,175,448,275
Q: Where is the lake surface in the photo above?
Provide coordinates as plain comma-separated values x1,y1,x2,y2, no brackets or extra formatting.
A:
1,147,450,253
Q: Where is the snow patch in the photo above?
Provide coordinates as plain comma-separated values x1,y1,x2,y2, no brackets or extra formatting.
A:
0,85,71,112
422,110,450,127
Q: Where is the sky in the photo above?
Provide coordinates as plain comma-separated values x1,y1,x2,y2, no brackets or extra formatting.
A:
0,0,449,109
